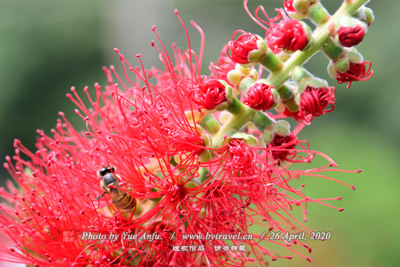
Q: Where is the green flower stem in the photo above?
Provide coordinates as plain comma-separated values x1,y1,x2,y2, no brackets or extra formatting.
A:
199,114,220,134
322,38,345,60
226,97,245,115
211,105,255,148
261,51,284,72
308,2,331,25
252,111,275,131
292,66,311,83
211,0,368,149
277,83,295,100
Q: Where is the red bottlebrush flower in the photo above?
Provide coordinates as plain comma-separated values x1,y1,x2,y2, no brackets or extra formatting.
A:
227,31,266,65
337,25,366,47
191,79,228,110
284,86,336,123
336,61,373,88
267,18,309,53
0,15,210,266
244,83,278,111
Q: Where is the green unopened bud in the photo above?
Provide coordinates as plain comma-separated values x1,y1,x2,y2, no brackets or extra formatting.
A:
278,83,299,112
202,134,213,147
335,57,350,73
262,130,275,144
272,120,291,137
353,6,374,26
286,0,317,20
293,0,310,13
292,67,328,93
346,47,363,64
250,69,258,80
227,69,242,86
230,133,258,147
328,61,338,79
284,98,300,112
236,64,251,76
306,77,328,89
247,37,268,65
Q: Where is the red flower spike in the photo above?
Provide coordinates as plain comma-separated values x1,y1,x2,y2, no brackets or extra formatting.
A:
244,83,278,111
338,25,366,47
191,79,228,110
0,2,370,266
336,61,373,88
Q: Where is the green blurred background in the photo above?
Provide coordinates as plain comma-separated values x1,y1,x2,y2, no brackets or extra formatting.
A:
0,0,398,266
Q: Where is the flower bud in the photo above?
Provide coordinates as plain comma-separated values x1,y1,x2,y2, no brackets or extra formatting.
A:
244,82,279,111
267,19,311,53
334,57,350,73
353,6,374,26
272,120,291,137
198,149,211,163
191,79,233,111
300,86,335,118
262,130,275,144
292,66,329,93
284,0,317,20
228,31,267,67
328,49,373,88
227,64,257,87
227,69,242,87
267,132,298,161
230,133,258,147
336,16,368,47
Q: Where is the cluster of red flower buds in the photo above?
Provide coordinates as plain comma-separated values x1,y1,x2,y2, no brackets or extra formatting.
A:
0,0,373,266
